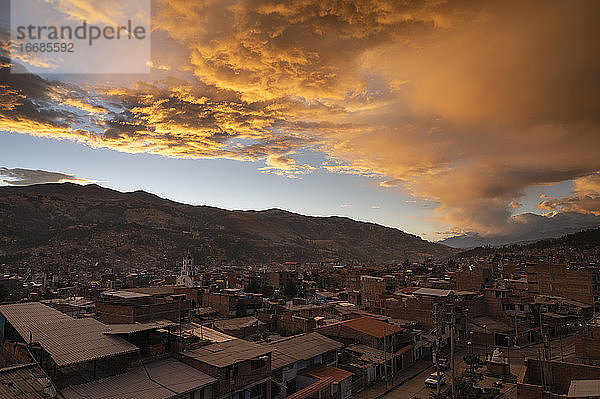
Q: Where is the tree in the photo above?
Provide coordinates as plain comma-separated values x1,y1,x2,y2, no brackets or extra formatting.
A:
463,352,480,373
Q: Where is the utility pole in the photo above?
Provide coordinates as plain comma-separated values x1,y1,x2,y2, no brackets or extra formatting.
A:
433,302,441,396
384,326,388,390
560,327,564,361
506,334,511,375
451,305,456,399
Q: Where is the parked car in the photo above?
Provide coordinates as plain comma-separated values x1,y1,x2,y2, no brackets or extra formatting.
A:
438,358,450,370
425,372,447,389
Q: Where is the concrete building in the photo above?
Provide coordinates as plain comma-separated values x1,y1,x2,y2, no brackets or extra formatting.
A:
266,332,344,399
179,339,272,399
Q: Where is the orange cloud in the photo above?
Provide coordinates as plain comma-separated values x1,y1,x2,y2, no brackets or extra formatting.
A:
537,174,600,217
2,0,600,235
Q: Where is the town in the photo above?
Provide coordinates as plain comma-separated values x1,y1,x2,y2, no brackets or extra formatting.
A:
2,251,600,399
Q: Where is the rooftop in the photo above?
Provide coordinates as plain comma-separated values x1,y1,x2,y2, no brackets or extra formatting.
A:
180,339,271,368
100,290,151,299
186,323,237,343
468,316,512,333
213,316,264,331
299,364,354,383
567,380,600,398
0,302,138,367
103,320,176,335
61,358,216,399
285,377,334,399
324,316,404,338
0,364,55,399
346,344,387,363
266,332,343,370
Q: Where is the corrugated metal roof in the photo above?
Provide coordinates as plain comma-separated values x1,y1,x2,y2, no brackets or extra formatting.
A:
267,332,343,370
181,339,271,367
103,320,176,334
60,358,216,399
345,344,387,363
270,350,299,370
0,302,138,367
0,364,54,399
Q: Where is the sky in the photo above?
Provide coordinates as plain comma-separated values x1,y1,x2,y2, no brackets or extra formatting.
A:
1,0,600,242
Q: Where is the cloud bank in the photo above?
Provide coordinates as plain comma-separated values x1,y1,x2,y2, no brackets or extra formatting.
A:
2,0,600,237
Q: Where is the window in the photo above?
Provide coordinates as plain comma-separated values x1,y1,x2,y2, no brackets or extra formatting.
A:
323,350,336,365
226,364,239,379
287,378,297,394
251,358,266,370
249,383,263,399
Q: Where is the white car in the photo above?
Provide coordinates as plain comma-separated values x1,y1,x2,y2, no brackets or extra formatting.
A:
425,372,447,389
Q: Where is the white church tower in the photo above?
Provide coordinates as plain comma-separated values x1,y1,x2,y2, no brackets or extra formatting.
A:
176,253,202,287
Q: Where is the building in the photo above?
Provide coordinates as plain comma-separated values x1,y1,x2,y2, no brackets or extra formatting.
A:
269,270,299,290
213,316,266,339
177,254,203,288
61,358,216,399
340,344,399,392
518,359,600,399
42,297,95,318
526,263,600,311
317,316,405,352
456,263,493,291
0,363,56,398
0,302,138,388
266,332,344,398
292,365,353,399
576,315,600,365
178,339,272,399
95,290,191,324
203,290,263,317
359,275,395,312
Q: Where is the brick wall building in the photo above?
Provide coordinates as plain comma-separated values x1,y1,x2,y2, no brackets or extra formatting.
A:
526,263,600,310
518,359,600,399
95,292,191,324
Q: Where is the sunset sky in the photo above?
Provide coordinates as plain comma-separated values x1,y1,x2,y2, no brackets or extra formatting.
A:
1,0,599,242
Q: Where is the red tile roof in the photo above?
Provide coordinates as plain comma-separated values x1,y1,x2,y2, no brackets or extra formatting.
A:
334,316,404,338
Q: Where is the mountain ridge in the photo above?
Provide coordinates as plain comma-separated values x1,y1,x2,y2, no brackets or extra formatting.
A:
0,183,457,268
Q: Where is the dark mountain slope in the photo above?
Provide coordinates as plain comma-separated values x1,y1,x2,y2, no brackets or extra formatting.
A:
0,183,456,269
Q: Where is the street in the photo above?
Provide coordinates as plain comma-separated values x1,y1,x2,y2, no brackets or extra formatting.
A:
375,334,577,399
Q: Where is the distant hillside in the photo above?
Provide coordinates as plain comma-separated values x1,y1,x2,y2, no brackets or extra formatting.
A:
455,227,600,259
0,183,456,269
439,212,600,249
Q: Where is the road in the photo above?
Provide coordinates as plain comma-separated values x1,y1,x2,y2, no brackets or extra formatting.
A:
380,334,577,399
